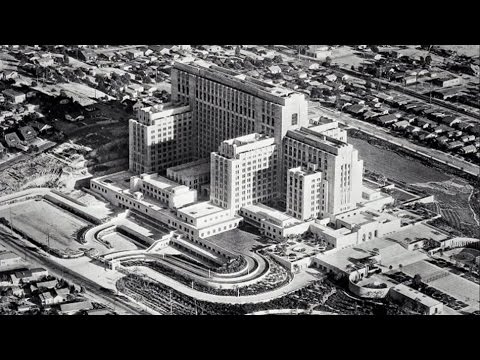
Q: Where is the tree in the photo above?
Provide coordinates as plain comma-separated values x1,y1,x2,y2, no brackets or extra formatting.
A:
412,273,422,288
370,45,379,53
273,55,283,63
425,55,432,66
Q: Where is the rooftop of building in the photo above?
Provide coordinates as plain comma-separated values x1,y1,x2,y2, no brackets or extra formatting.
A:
286,127,351,154
139,173,186,192
93,170,135,191
391,283,442,308
140,102,190,115
337,209,398,227
314,237,403,272
174,61,303,102
177,201,226,219
224,133,272,147
167,159,210,178
242,203,301,227
288,165,322,177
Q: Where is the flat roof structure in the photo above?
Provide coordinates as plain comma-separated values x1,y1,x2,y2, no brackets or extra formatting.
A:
167,159,210,178
286,127,351,156
94,171,134,191
242,203,301,228
177,201,225,219
139,173,182,191
391,283,442,308
174,62,304,105
385,223,449,246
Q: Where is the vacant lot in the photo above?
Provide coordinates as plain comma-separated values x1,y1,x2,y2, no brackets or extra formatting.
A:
349,136,451,184
438,45,480,57
0,199,88,251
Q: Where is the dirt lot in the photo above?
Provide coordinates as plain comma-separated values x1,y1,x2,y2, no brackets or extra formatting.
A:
438,45,480,58
0,153,68,196
0,199,88,252
411,179,480,236
33,82,114,106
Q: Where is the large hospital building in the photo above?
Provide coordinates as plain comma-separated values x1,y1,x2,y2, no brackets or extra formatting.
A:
109,60,368,245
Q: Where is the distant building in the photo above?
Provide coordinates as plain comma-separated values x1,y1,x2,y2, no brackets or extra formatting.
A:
433,76,462,88
36,279,58,290
0,251,22,268
0,70,18,80
2,89,26,104
126,49,144,60
4,132,28,151
18,126,37,142
267,65,282,74
78,49,97,62
306,46,332,60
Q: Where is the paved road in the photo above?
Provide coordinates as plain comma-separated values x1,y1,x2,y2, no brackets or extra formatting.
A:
0,226,148,315
128,265,321,304
93,45,147,54
309,102,480,177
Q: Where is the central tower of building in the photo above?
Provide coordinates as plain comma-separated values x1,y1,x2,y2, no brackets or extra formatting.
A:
171,61,309,160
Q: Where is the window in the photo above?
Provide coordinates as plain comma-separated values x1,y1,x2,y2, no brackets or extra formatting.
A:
291,113,298,125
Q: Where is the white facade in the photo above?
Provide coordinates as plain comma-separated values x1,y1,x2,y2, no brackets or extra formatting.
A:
131,173,197,209
90,171,241,241
129,103,193,174
286,165,327,221
210,133,278,215
171,62,309,168
283,125,363,217
309,208,402,249
240,203,311,242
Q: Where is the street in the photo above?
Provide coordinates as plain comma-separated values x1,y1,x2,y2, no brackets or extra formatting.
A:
308,101,480,177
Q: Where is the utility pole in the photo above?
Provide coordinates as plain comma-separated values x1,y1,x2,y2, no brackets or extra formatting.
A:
9,206,13,236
